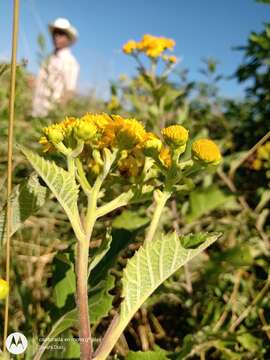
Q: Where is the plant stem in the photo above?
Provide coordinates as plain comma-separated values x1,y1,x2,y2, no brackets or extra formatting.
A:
76,239,92,359
96,190,133,218
4,0,20,350
145,190,171,243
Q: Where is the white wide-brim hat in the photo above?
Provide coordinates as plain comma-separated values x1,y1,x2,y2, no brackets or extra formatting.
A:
48,18,78,44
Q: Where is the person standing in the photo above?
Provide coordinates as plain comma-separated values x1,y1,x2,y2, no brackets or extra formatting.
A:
32,18,80,117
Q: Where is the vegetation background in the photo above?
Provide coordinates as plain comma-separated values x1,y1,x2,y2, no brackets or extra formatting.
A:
0,0,270,359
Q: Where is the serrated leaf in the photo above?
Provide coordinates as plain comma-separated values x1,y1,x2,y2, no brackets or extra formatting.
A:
95,232,221,359
20,147,82,234
0,174,49,248
119,231,221,328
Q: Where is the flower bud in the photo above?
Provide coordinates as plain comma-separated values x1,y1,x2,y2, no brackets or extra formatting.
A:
192,139,221,165
44,125,64,144
74,121,97,141
0,278,9,300
162,125,189,148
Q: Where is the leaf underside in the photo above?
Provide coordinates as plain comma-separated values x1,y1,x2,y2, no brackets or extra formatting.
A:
120,232,221,323
20,147,80,223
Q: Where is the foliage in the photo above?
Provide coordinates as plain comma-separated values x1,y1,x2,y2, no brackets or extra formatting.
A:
1,4,270,360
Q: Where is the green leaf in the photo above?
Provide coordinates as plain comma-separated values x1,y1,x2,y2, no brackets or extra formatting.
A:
112,210,149,231
119,231,221,329
237,333,262,352
175,334,195,359
53,266,76,308
42,331,80,359
214,245,253,267
186,185,236,222
20,147,82,233
180,232,210,249
90,229,136,286
89,274,115,322
33,310,79,360
0,173,49,248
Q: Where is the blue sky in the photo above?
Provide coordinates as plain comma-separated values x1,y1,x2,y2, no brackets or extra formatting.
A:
1,0,270,99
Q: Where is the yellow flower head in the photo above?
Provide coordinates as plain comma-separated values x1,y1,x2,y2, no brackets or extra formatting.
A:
80,113,111,132
0,278,9,300
116,118,146,149
98,115,124,148
192,139,222,165
43,124,64,144
162,125,189,147
123,40,138,54
137,34,176,58
73,120,97,141
159,146,172,168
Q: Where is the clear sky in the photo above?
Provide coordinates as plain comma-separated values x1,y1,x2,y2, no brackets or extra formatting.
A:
1,0,270,99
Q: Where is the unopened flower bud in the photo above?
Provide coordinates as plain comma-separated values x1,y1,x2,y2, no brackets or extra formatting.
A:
44,125,64,144
74,121,97,141
192,139,222,165
162,125,189,148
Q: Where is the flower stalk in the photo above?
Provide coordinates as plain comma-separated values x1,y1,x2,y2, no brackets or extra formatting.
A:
145,189,172,243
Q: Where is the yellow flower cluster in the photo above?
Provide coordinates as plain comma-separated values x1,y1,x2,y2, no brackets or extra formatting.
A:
122,34,175,58
252,142,270,171
40,114,221,177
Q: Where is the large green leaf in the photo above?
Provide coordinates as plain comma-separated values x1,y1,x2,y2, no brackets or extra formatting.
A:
20,147,82,235
0,174,49,248
112,210,149,231
90,229,136,286
93,232,221,360
53,265,76,309
119,232,221,324
186,185,237,222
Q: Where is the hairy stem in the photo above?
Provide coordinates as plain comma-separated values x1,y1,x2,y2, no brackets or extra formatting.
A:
76,240,92,359
145,190,171,243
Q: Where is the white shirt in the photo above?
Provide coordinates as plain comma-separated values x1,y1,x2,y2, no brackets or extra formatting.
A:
32,47,79,117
